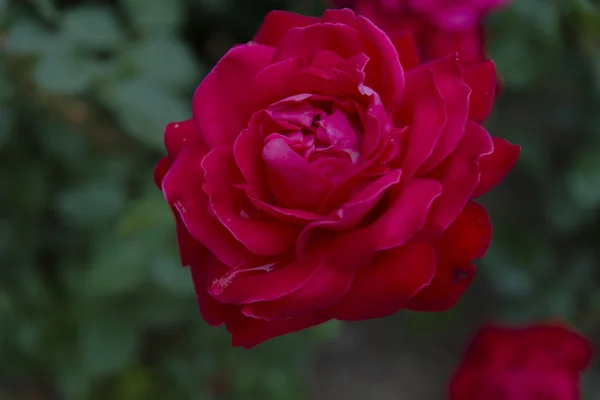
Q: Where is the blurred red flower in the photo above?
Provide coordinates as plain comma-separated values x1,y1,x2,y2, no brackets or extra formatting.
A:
449,323,594,399
333,0,510,65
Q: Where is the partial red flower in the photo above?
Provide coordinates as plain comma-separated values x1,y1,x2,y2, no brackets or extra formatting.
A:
154,8,520,348
449,323,594,400
333,0,510,65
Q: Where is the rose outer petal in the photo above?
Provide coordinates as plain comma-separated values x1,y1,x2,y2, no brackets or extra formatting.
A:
254,10,320,47
422,121,493,237
189,252,233,326
227,312,330,349
407,201,491,312
164,119,202,158
328,241,436,321
390,31,421,70
322,8,406,110
327,178,442,272
161,142,250,268
416,56,471,175
396,68,446,178
193,44,275,149
202,146,300,256
208,241,328,305
463,60,497,122
155,156,198,267
242,262,354,320
472,137,520,198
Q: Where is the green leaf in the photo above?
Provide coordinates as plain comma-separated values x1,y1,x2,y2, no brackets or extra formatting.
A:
0,108,13,149
116,192,173,237
62,6,122,50
122,0,184,33
123,35,201,89
78,309,142,376
513,0,560,42
4,17,50,54
567,147,600,211
33,38,97,94
0,0,6,13
31,0,58,22
57,178,126,228
83,237,150,298
99,79,191,150
150,255,195,297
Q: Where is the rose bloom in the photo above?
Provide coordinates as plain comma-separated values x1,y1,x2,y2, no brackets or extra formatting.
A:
333,0,510,65
154,8,520,348
449,324,594,399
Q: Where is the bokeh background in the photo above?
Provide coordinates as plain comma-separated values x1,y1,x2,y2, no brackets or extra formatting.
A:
1,0,600,399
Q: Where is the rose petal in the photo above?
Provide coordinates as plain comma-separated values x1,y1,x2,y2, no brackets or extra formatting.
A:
242,263,354,320
254,10,320,47
424,27,485,66
227,312,330,349
407,201,491,311
396,68,446,178
361,89,393,161
422,122,493,237
153,156,171,188
417,56,471,174
164,119,202,158
161,142,249,267
234,116,270,201
262,137,334,212
439,200,493,262
202,147,300,256
208,242,328,305
193,44,275,149
463,60,497,122
391,31,420,70
322,8,405,109
174,212,197,267
272,22,363,64
472,137,520,198
328,241,436,321
326,178,442,272
330,169,403,229
189,252,233,326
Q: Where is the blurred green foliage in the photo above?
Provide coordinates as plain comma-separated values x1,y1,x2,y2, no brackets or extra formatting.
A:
1,0,600,399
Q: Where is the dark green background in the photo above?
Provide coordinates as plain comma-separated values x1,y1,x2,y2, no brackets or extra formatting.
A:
1,0,599,399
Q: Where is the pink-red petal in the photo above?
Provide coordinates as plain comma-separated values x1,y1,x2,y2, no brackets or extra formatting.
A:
253,10,320,47
242,263,354,320
390,31,420,70
408,201,491,311
208,243,328,305
396,68,446,178
262,137,334,212
327,178,442,272
463,60,498,122
472,137,520,198
322,8,405,109
189,252,233,326
202,146,299,256
422,122,493,237
227,312,330,349
161,142,249,267
192,44,275,149
164,119,202,158
328,241,436,321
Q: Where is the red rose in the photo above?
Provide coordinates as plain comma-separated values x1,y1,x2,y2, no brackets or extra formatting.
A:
154,8,520,348
449,324,594,400
334,0,510,65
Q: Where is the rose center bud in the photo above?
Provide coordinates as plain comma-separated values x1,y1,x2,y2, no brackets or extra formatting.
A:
258,95,369,214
